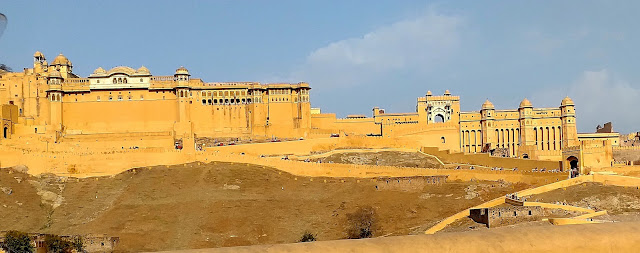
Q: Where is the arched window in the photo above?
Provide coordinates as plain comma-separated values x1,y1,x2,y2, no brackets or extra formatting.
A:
207,99,212,105
123,78,128,84
213,99,217,104
434,114,445,123
113,78,117,84
202,99,206,105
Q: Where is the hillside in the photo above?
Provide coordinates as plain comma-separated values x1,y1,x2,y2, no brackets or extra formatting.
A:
0,161,527,252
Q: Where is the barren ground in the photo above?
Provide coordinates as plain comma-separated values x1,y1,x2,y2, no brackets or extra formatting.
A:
0,161,526,252
311,151,443,168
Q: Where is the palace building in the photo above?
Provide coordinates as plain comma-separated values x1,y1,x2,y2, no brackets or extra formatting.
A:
0,51,614,171
0,52,311,146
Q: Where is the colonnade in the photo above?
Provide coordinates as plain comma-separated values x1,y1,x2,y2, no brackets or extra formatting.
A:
534,126,562,150
461,130,482,153
495,128,520,156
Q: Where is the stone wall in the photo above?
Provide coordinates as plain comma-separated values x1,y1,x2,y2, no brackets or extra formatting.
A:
374,176,447,191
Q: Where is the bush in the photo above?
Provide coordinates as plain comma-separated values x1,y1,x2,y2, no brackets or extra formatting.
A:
2,230,34,253
72,237,84,252
299,231,316,242
346,206,379,239
44,234,73,253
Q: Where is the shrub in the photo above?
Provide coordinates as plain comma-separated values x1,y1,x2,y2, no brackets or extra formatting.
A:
44,234,73,253
72,237,84,252
299,231,316,242
346,206,379,239
2,230,34,253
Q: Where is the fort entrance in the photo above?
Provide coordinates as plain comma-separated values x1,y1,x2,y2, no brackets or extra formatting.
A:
567,156,579,177
3,126,7,139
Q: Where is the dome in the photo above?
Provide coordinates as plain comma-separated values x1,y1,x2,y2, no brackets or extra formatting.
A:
93,67,106,75
426,90,432,96
134,66,151,76
34,51,44,58
106,66,136,76
48,70,62,78
519,98,533,108
561,96,574,106
444,90,451,95
175,66,190,75
51,53,71,66
481,99,494,110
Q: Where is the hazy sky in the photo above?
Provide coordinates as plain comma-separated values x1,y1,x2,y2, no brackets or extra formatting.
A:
1,1,638,133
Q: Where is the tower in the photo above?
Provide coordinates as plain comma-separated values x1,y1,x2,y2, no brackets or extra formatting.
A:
50,53,73,79
518,98,535,151
33,51,46,73
480,99,495,150
46,70,64,135
560,96,578,148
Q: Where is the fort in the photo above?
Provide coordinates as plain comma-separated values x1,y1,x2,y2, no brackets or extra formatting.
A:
2,52,640,253
0,51,623,175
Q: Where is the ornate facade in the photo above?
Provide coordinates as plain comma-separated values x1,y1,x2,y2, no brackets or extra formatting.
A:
0,52,311,145
310,90,579,161
1,51,592,165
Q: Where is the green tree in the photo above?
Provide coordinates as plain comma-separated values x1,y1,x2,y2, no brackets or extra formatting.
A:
2,230,34,253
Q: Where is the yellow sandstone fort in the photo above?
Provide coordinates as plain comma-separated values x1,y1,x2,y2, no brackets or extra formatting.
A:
0,51,620,174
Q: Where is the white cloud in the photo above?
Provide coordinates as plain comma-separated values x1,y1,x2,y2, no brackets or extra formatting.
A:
289,9,463,89
533,70,640,133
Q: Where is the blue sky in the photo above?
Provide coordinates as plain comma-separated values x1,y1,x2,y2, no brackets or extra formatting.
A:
1,1,639,133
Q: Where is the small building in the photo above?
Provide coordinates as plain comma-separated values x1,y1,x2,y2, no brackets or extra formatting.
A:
470,206,543,228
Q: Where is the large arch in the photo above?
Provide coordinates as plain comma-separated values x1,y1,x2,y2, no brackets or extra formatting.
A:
567,156,580,178
434,114,445,123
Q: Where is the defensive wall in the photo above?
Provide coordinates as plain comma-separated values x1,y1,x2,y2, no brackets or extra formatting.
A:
0,142,567,185
421,147,561,171
160,220,640,253
425,174,640,234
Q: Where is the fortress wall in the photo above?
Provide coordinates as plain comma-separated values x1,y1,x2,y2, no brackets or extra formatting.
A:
172,221,640,253
201,153,566,184
310,113,380,136
61,94,177,134
421,147,561,170
592,174,640,187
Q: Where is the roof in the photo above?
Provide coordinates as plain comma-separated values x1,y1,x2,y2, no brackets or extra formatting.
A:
519,98,533,108
481,99,495,110
561,96,574,106
51,53,71,66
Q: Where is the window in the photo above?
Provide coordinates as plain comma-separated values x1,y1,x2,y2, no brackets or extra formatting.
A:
113,78,116,84
97,96,101,101
140,78,143,82
202,99,206,105
97,80,100,84
124,78,128,84
213,99,217,104
140,95,144,100
109,96,113,101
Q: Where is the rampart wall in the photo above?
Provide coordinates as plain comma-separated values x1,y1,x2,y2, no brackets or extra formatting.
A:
421,147,562,170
